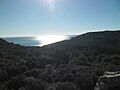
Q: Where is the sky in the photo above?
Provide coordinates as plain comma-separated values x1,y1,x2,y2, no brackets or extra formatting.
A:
0,0,120,37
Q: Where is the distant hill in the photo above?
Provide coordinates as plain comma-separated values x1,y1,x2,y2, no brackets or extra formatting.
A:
0,38,11,47
0,30,120,90
42,30,120,55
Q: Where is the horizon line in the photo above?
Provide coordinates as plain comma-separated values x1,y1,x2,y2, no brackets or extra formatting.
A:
0,29,120,38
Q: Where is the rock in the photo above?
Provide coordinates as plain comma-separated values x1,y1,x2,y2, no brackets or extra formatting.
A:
94,71,120,90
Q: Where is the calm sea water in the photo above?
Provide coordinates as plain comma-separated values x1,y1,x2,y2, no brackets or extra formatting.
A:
2,35,75,47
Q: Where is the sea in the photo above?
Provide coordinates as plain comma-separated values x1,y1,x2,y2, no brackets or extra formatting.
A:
2,35,76,47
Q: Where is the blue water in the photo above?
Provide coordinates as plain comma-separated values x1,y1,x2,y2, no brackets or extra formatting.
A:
3,37,41,46
2,35,75,46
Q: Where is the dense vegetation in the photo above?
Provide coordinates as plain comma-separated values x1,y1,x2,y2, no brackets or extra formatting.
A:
0,31,120,90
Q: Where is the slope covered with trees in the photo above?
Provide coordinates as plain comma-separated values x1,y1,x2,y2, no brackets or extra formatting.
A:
0,31,120,90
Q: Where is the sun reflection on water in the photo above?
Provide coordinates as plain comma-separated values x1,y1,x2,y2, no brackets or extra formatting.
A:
36,35,69,46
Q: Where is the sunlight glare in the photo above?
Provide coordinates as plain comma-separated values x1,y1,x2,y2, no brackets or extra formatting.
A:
49,0,54,3
46,0,57,13
36,35,69,46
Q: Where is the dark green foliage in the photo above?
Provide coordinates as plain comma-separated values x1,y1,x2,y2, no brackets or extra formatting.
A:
0,30,120,90
0,69,8,83
7,74,26,89
24,77,41,90
47,82,78,90
24,68,42,78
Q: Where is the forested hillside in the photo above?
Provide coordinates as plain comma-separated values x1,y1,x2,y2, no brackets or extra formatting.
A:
0,31,120,90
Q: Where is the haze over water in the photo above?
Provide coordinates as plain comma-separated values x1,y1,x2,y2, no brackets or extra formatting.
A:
3,35,73,47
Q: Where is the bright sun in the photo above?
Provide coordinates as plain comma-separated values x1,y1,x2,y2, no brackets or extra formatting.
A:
47,0,56,13
36,35,69,46
49,0,54,3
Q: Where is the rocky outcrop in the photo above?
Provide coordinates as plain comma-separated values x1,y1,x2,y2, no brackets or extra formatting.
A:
94,71,120,90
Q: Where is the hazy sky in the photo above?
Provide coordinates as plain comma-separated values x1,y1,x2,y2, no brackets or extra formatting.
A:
0,0,120,36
